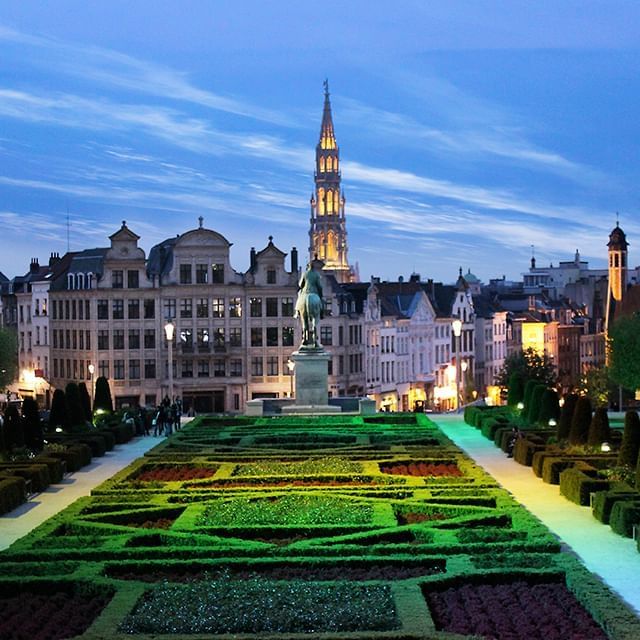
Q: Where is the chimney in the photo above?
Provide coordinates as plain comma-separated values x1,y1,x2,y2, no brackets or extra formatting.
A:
250,247,256,272
48,252,60,267
409,273,420,283
291,247,298,274
30,258,39,274
427,278,435,297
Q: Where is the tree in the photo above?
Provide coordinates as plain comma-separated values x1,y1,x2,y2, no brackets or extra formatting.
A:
49,388,67,430
78,382,92,423
569,396,592,445
527,384,546,424
617,411,640,467
609,314,640,391
587,407,610,447
579,366,612,408
496,347,557,389
507,372,525,406
22,397,43,451
0,327,18,389
3,404,23,450
557,393,578,441
94,376,113,413
65,382,86,429
538,388,560,426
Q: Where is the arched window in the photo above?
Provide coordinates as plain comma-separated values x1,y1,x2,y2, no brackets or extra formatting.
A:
614,254,619,268
87,273,93,289
326,189,334,213
319,156,325,172
77,273,84,290
333,190,340,213
326,231,337,261
334,157,338,172
326,156,333,172
67,274,74,290
318,188,325,215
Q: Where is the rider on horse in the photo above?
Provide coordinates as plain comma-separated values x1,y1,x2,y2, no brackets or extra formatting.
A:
295,262,324,349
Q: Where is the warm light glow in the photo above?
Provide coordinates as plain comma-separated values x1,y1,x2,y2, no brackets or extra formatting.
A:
88,363,95,375
55,427,63,433
287,359,295,373
164,319,175,341
521,322,545,355
601,442,611,452
548,418,557,427
22,369,36,383
559,397,565,407
452,318,462,337
517,402,524,410
461,360,468,372
446,364,456,384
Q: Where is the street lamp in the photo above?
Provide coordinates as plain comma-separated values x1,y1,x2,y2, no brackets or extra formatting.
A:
461,359,468,407
164,319,175,402
88,363,95,410
287,359,295,397
452,318,462,411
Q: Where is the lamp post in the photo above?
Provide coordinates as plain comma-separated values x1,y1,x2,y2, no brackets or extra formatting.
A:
452,318,462,412
287,359,295,397
461,359,468,407
164,319,175,402
88,363,95,411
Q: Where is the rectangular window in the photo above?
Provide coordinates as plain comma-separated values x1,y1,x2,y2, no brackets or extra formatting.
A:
144,359,156,379
79,331,84,350
267,355,278,376
72,330,77,350
213,359,225,377
179,264,192,284
180,298,192,318
98,330,109,350
212,297,224,318
129,359,140,380
179,328,193,348
163,298,176,320
52,330,58,349
53,358,58,377
251,327,262,346
85,300,90,320
128,299,140,319
73,359,78,380
112,299,124,320
196,264,208,284
127,270,139,289
229,297,242,317
198,359,210,378
229,327,242,347
328,358,333,375
339,355,344,375
144,329,155,349
338,326,344,346
267,269,276,284
65,329,70,349
113,329,125,350
181,359,193,378
52,303,57,320
281,297,294,317
86,331,91,350
129,329,140,350
266,297,278,317
320,326,332,345
213,327,225,348
266,326,278,346
97,299,108,320
196,298,208,318
114,359,125,379
250,297,262,317
98,360,109,378
197,328,210,348
251,356,263,376
211,263,224,283
78,300,84,320
65,300,70,320
230,359,242,377
144,299,155,319
72,300,77,320
112,270,123,288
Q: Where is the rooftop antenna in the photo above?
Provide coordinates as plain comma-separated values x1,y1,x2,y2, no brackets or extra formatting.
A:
616,211,620,227
66,204,70,252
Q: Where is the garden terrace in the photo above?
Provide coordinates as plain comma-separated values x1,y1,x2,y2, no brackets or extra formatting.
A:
1,413,638,639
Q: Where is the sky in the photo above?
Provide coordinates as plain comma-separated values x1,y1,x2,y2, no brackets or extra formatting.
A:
1,1,639,284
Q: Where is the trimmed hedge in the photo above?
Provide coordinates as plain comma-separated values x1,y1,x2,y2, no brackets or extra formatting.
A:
592,488,639,525
610,500,640,537
559,463,611,506
0,476,27,514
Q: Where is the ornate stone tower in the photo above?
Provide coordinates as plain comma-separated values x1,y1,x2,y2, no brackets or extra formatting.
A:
605,220,629,337
309,80,354,283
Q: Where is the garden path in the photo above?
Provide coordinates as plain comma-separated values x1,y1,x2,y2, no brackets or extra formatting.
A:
434,413,640,615
0,434,161,551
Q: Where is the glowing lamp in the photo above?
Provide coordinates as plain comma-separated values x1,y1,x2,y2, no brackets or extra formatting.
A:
452,318,462,337
548,418,557,427
517,402,524,411
601,442,611,452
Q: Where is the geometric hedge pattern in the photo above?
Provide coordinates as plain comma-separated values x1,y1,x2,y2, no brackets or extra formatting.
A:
1,413,639,639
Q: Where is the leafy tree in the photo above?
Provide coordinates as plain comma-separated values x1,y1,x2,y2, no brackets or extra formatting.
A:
3,404,23,450
94,376,113,413
507,372,525,406
569,396,592,445
609,314,640,391
0,327,17,389
579,366,612,408
617,411,640,467
22,397,43,451
48,388,67,430
587,407,610,447
496,347,557,389
78,382,92,422
65,382,86,429
557,394,578,441
538,388,560,426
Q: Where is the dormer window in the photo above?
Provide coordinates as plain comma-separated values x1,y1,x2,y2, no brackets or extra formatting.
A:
67,274,74,290
112,270,124,288
211,263,224,284
267,269,276,284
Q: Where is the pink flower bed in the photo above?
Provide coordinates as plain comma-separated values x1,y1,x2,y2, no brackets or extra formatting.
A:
380,461,463,477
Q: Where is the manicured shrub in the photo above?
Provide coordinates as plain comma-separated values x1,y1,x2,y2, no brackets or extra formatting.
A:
49,389,67,431
523,379,538,418
22,396,43,452
587,407,610,447
0,476,27,514
592,489,640,524
538,388,560,426
557,394,578,441
65,382,87,430
609,500,640,537
94,376,113,413
569,397,592,445
2,404,23,450
560,463,610,506
527,384,546,424
507,372,525,406
78,382,92,422
618,411,640,467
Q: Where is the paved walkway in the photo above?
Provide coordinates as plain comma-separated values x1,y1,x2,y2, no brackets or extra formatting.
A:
0,435,162,550
433,414,640,615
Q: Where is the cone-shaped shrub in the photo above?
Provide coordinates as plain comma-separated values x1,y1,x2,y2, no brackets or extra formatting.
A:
65,382,87,429
527,384,546,424
507,372,525,406
618,411,640,467
78,382,92,422
557,393,578,441
3,404,23,450
523,379,538,418
587,407,610,447
22,397,43,451
569,396,592,445
94,376,113,413
538,388,560,426
48,388,67,430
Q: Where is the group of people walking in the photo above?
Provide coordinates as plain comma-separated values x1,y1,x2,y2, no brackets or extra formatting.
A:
151,396,182,437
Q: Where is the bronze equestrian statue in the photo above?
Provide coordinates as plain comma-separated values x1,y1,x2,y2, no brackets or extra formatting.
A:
295,263,324,349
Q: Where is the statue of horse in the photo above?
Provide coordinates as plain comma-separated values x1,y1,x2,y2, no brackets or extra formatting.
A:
295,264,323,349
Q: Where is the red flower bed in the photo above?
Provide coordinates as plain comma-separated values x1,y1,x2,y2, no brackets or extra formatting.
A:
380,461,463,477
0,590,110,640
424,580,608,640
135,517,175,530
135,465,218,482
396,512,448,525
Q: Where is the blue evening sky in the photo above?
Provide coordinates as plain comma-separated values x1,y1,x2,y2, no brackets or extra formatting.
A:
1,1,639,283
